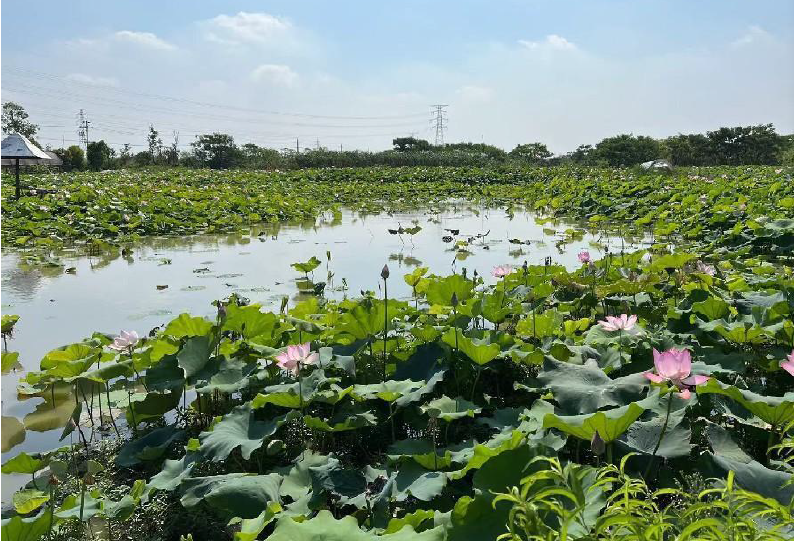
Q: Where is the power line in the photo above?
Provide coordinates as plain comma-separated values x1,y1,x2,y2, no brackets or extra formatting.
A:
430,104,448,146
4,66,429,121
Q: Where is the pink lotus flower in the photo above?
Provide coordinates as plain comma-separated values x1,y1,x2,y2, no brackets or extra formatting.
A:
598,314,638,332
695,261,715,276
578,251,591,264
275,342,318,376
109,330,139,352
645,348,709,399
781,350,794,377
491,265,513,278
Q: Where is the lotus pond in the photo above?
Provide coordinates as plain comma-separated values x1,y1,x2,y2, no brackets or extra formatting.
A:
0,166,793,540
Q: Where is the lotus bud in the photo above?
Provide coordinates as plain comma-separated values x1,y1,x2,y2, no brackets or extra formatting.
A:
280,296,289,314
49,474,60,486
451,292,459,307
591,431,606,456
217,303,227,321
84,473,96,485
381,264,390,280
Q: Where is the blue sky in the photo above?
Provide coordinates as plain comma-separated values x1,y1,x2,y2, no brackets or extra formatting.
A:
2,0,793,152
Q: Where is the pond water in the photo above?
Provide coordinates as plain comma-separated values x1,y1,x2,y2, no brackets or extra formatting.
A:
0,204,647,502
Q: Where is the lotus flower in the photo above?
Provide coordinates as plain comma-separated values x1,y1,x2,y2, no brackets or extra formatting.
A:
645,348,709,399
695,261,715,276
491,265,513,278
598,314,638,332
109,330,139,352
781,350,794,377
275,342,318,376
578,251,591,264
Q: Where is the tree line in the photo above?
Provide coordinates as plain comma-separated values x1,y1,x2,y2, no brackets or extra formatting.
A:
3,102,793,171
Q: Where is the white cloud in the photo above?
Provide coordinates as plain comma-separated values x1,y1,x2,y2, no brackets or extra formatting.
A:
731,25,773,48
114,30,176,51
519,34,577,51
204,12,293,46
65,73,119,87
250,64,298,86
456,85,493,102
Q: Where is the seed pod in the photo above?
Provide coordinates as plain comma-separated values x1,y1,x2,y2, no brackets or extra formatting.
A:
451,292,459,307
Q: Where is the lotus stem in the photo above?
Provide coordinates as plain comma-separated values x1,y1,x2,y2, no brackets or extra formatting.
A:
383,276,388,382
105,383,121,438
470,366,482,402
48,482,55,540
389,402,395,443
644,390,673,479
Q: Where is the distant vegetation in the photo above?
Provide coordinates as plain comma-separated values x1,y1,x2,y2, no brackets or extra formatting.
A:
2,102,793,172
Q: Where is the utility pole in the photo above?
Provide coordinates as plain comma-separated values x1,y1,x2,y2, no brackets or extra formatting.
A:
77,109,91,152
430,104,448,146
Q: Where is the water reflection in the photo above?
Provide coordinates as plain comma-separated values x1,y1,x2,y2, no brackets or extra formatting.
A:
0,206,650,491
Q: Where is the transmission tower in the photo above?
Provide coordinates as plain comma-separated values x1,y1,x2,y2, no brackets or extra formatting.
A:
430,104,448,146
77,109,90,152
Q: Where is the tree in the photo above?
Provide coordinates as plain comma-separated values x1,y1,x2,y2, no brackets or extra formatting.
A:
392,137,432,152
54,145,85,171
443,142,507,161
663,134,713,166
592,134,661,167
509,143,552,164
147,125,162,164
190,133,242,169
2,102,39,141
241,143,281,169
567,144,595,164
706,124,782,165
86,140,112,171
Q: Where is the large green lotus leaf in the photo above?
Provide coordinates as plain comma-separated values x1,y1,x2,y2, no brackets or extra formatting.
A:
1,351,21,374
698,319,768,345
425,274,474,306
177,335,213,379
145,354,185,391
163,313,213,338
78,358,134,383
516,311,563,340
317,346,356,376
45,355,97,380
268,510,445,541
303,408,377,432
56,490,101,520
697,380,794,427
232,502,283,541
618,409,691,458
102,479,149,521
537,358,647,415
448,430,526,480
421,395,481,422
148,455,198,491
392,461,448,502
337,299,405,340
12,489,49,514
704,423,794,504
1,450,53,474
252,370,337,409
384,509,435,534
447,493,511,541
543,402,646,443
116,425,185,467
1,314,19,334
648,252,696,271
1,417,26,453
223,303,281,340
275,451,333,500
200,405,298,461
480,289,512,324
441,328,500,365
1,509,52,541
388,439,454,471
354,380,425,403
180,473,282,519
691,297,730,321
126,389,182,425
40,343,97,370
195,357,257,395
308,456,367,508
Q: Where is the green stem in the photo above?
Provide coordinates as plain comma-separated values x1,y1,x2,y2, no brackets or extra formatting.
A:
644,391,673,479
383,279,388,382
470,366,482,402
389,402,395,443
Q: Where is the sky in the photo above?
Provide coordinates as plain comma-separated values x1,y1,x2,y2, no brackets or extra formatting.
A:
2,0,793,154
